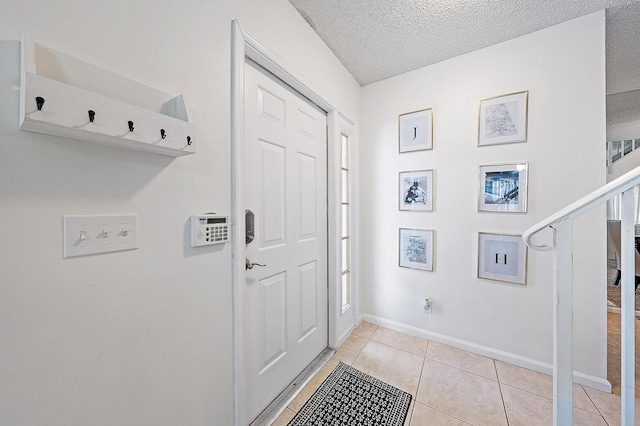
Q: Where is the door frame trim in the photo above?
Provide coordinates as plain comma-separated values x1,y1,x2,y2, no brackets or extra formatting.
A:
231,20,350,425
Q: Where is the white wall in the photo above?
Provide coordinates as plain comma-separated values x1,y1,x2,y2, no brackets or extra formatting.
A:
0,1,360,425
358,12,608,384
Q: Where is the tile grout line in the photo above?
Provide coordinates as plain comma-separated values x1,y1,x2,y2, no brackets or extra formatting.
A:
347,326,377,366
368,336,429,360
280,321,622,426
356,324,420,426
408,339,430,425
362,327,414,425
497,380,611,423
495,359,511,426
580,384,610,424
424,356,499,383
420,402,473,425
416,344,493,426
348,325,376,367
414,340,477,425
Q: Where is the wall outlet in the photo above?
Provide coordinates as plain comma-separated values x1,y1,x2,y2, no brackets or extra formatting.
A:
423,297,432,314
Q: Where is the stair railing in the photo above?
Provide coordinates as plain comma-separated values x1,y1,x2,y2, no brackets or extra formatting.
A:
523,165,640,426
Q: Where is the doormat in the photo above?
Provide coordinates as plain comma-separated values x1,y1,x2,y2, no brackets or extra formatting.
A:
288,362,412,426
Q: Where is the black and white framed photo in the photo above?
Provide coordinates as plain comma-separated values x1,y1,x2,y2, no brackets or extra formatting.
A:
478,162,528,213
477,232,527,285
478,91,528,147
399,169,433,211
398,108,433,153
399,228,434,271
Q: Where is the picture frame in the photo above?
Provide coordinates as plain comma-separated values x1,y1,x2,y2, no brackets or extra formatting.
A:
478,162,528,213
477,232,527,285
398,108,433,153
478,91,528,147
399,228,434,271
399,169,433,211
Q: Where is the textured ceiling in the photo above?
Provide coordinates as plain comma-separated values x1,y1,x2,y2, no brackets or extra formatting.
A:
607,88,640,124
290,0,640,94
606,3,640,94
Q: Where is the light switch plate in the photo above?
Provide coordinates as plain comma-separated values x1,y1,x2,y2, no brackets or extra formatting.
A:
63,214,138,258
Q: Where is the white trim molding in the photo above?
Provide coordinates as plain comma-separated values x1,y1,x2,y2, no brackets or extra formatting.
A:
231,20,357,426
327,111,359,350
360,313,612,393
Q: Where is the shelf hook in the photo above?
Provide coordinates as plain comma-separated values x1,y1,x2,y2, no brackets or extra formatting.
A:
88,110,95,123
160,129,166,139
187,136,192,146
35,96,45,111
128,121,134,132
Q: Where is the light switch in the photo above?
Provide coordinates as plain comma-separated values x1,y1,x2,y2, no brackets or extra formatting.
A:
63,214,138,258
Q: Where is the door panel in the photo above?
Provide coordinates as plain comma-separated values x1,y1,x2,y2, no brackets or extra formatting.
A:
259,272,287,371
297,108,317,139
299,260,318,340
243,61,328,423
258,140,286,248
258,87,286,126
298,153,317,240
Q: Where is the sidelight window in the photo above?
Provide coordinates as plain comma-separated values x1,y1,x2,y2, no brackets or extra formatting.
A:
340,133,351,312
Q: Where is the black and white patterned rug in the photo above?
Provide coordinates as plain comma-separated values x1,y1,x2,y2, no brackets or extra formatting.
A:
288,362,412,426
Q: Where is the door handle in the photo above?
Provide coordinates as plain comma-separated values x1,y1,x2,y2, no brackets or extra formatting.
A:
246,258,266,270
245,209,255,245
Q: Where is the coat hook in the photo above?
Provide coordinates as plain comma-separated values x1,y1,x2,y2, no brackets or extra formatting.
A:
160,129,166,139
36,96,45,111
187,136,192,145
128,121,134,132
88,110,95,122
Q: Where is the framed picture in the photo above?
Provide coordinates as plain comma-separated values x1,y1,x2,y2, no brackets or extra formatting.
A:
398,108,433,153
399,228,434,271
478,162,528,213
478,91,528,146
477,232,527,285
399,169,433,211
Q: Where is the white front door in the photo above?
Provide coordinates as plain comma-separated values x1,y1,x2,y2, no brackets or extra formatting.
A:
243,61,328,423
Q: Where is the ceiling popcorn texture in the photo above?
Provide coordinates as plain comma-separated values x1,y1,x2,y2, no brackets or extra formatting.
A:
290,0,640,92
606,3,640,95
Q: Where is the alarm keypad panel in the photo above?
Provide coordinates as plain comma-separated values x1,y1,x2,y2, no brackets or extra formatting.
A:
191,214,229,247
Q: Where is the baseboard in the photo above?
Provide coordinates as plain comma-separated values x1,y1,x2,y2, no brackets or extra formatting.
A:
360,313,612,393
573,371,612,392
334,324,356,349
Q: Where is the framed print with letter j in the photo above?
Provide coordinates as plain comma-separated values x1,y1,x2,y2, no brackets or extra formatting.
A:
478,91,528,146
399,108,433,153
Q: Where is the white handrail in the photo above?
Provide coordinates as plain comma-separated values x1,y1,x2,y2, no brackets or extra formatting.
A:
523,165,640,251
521,161,638,425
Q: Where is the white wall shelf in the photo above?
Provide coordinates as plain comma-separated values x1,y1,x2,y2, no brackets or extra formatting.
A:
19,35,195,157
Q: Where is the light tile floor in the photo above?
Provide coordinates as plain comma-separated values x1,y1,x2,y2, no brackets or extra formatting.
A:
273,316,640,426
